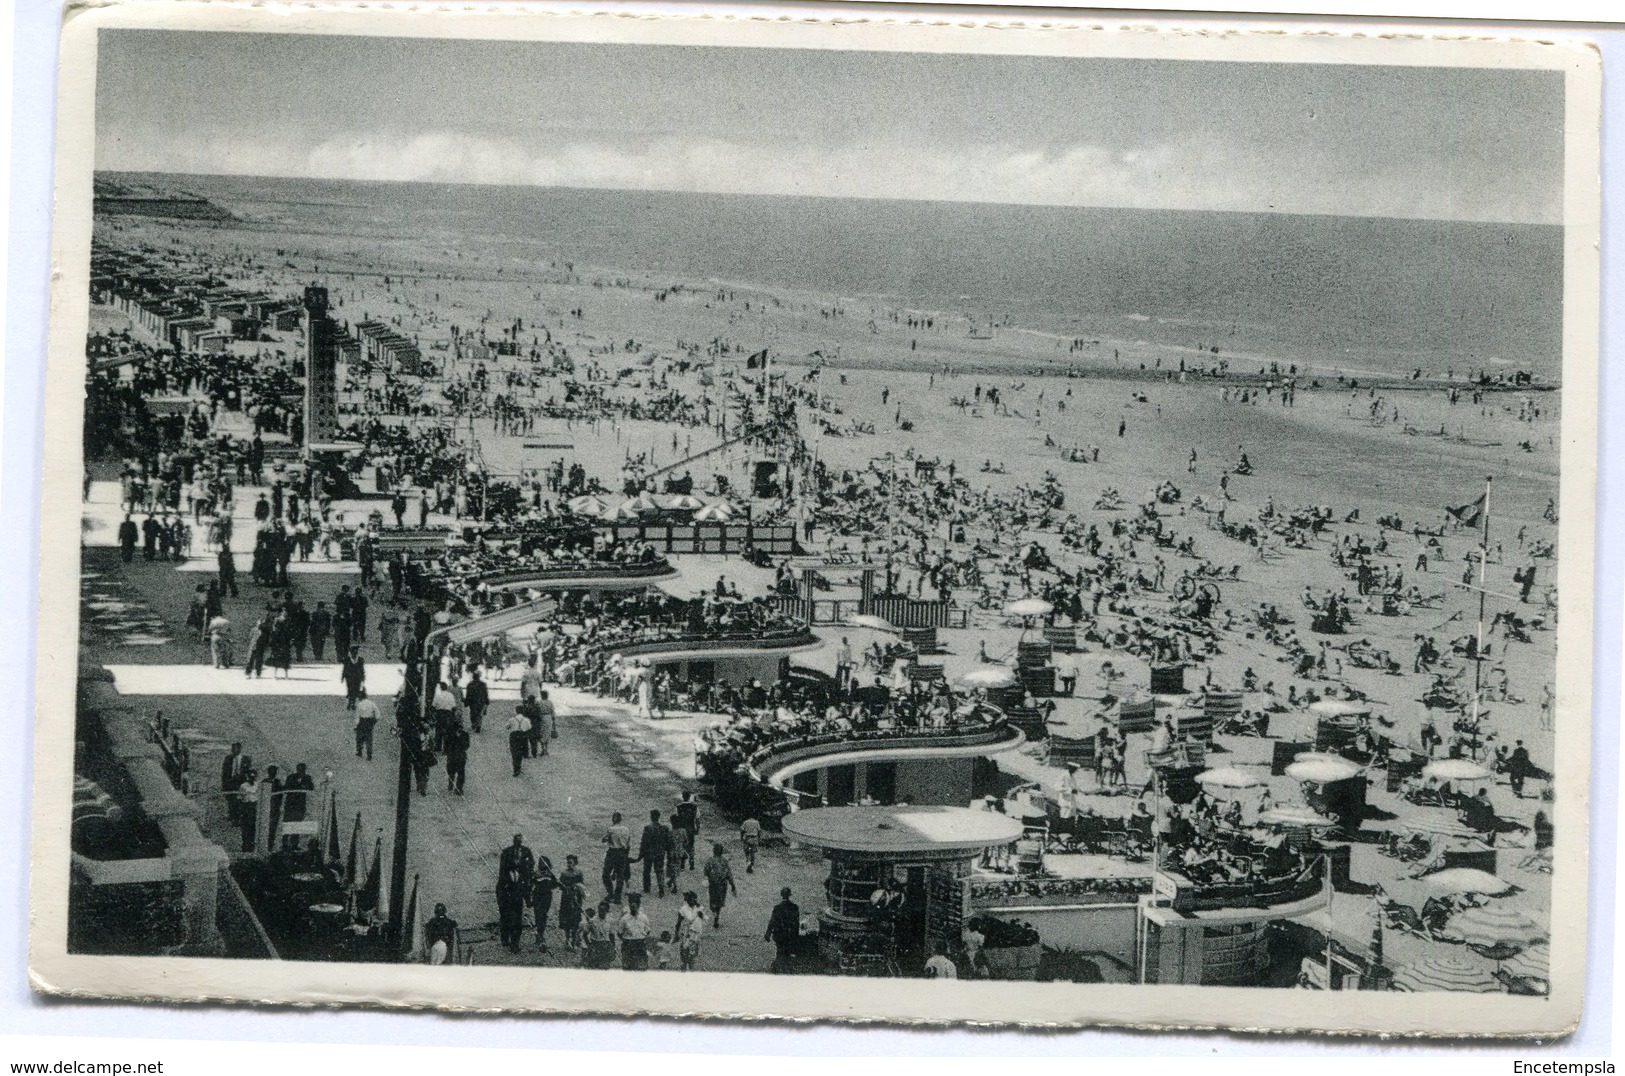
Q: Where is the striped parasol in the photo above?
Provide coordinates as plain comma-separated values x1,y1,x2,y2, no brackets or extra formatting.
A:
694,502,736,521
1392,955,1500,994
1447,906,1546,949
566,494,612,515
1259,806,1337,828
1503,944,1550,980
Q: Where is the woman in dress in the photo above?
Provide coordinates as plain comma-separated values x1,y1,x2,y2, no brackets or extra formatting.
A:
556,854,586,948
267,612,294,679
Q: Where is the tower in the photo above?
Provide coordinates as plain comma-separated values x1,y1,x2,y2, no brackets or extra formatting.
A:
303,285,337,448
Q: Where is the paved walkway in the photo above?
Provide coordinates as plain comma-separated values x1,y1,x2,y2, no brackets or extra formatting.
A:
81,545,827,973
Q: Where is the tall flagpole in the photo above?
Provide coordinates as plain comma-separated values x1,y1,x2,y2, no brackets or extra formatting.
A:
1469,476,1492,752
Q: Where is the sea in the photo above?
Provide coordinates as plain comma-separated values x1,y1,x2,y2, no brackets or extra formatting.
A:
112,171,1565,382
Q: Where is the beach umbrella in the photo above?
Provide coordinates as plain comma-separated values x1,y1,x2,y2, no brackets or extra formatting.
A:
1259,806,1336,828
959,666,1017,689
1503,945,1550,980
1423,867,1514,897
358,834,384,913
344,813,362,889
323,790,342,863
1286,757,1361,784
1005,597,1054,618
1423,759,1492,782
625,492,662,514
659,493,707,511
695,502,736,521
1308,699,1371,718
1392,955,1500,994
848,613,896,632
599,501,640,521
567,494,611,515
1196,766,1265,790
1446,906,1545,949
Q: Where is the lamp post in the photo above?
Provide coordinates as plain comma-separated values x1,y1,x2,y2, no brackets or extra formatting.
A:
385,620,454,950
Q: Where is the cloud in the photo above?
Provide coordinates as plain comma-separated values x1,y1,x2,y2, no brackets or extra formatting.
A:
96,128,1559,225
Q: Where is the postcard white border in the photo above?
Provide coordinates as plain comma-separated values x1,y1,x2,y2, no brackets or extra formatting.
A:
27,1,1603,1036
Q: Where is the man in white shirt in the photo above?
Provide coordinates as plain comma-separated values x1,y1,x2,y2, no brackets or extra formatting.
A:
618,892,652,970
505,708,532,777
1055,651,1079,696
428,681,457,753
353,690,380,761
924,940,957,979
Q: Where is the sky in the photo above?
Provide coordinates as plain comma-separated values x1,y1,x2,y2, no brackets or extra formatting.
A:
93,30,1566,224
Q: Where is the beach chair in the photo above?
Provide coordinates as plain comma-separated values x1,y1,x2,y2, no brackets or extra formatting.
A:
1376,893,1438,940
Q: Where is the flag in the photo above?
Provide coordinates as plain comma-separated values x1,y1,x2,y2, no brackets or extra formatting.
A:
1446,493,1486,529
745,349,768,370
358,834,383,914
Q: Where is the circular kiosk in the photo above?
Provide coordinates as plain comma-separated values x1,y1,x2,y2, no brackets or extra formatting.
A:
781,805,1023,974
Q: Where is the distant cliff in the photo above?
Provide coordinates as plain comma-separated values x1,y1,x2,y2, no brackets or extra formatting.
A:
94,175,236,222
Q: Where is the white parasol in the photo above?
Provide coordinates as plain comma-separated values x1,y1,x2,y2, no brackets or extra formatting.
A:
1195,766,1266,790
848,613,897,633
1005,597,1054,618
1286,757,1362,783
1423,867,1514,896
958,666,1018,689
1423,759,1493,782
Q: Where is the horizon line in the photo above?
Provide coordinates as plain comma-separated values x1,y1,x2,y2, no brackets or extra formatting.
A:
94,168,1560,230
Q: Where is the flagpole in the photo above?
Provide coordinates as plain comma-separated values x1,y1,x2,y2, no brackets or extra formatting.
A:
1470,476,1492,753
